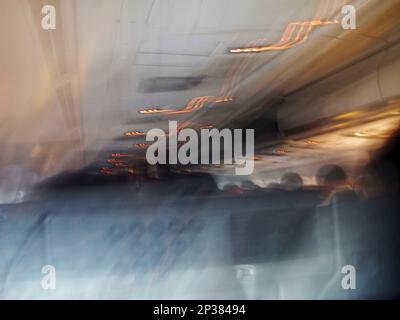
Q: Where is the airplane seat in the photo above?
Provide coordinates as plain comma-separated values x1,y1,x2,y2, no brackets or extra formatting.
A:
316,189,390,297
354,195,400,297
230,191,320,266
229,190,322,299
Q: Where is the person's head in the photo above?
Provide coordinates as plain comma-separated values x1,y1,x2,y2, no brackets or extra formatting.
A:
316,164,348,197
316,164,347,187
353,174,380,200
280,172,303,190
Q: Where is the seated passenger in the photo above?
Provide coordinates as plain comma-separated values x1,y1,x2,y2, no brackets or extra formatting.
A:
280,172,304,190
316,164,355,205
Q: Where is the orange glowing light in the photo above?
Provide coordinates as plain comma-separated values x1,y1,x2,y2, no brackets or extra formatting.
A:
354,132,368,137
306,139,320,145
333,111,362,120
100,167,116,175
134,143,149,149
107,159,124,164
275,148,287,155
138,96,234,116
214,97,233,103
139,108,174,114
136,16,338,125
125,131,146,137
112,153,132,158
229,20,338,54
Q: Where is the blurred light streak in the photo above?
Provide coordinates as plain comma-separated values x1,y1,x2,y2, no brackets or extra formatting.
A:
132,3,342,139
107,159,125,164
333,111,362,120
306,139,320,145
138,96,234,116
139,108,174,115
112,153,133,158
134,143,149,149
125,131,146,137
229,20,339,54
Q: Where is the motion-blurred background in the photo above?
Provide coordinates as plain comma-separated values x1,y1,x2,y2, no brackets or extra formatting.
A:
0,0,399,299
